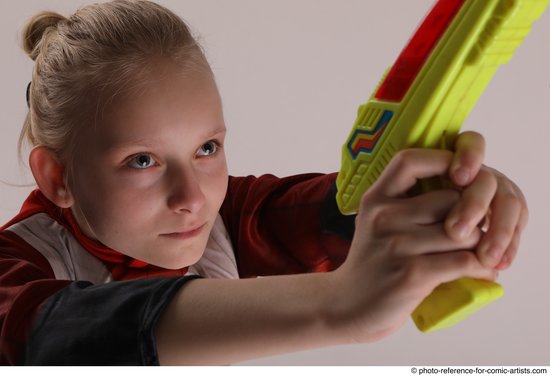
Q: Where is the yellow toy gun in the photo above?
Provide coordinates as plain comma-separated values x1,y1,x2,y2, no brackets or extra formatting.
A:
336,0,549,332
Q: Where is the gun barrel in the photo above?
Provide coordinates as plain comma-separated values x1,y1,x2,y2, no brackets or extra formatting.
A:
336,0,549,216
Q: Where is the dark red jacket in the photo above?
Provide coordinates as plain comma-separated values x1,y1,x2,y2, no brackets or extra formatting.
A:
0,173,353,365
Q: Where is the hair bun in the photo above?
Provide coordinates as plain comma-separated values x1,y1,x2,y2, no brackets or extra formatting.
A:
23,11,66,61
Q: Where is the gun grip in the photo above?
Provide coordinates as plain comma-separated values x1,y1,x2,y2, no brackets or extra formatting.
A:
412,277,504,332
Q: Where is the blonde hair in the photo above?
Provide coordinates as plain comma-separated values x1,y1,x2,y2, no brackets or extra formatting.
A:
21,0,210,175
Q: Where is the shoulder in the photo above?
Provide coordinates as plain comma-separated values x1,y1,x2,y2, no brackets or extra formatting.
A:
227,173,336,191
224,173,337,209
2,211,112,284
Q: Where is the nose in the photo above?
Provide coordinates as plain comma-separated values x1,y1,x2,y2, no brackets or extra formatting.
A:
166,165,206,214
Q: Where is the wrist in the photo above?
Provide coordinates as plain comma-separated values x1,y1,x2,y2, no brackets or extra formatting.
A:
316,269,364,346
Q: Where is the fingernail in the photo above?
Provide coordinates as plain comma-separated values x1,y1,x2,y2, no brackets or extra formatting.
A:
453,167,470,186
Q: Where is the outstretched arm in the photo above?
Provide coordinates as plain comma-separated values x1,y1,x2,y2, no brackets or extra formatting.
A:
155,147,498,365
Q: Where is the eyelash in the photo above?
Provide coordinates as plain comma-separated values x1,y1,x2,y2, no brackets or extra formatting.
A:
196,140,222,157
126,140,222,170
127,154,157,170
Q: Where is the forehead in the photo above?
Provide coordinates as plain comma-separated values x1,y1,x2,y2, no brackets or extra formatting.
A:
92,62,223,148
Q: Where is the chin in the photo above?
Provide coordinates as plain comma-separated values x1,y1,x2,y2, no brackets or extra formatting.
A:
160,246,206,270
154,255,197,270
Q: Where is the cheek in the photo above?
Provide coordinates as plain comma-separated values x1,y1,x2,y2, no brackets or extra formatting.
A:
74,191,159,253
71,170,152,238
204,159,228,209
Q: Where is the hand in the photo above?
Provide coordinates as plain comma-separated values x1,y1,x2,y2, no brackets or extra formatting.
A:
332,148,497,344
445,131,529,270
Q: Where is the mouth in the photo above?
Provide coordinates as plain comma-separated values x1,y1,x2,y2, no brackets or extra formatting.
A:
161,223,206,240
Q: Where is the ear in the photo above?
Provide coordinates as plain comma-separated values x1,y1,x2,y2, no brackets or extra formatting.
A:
29,146,74,208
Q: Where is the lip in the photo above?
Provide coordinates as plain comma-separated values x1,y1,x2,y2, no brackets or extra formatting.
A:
161,223,206,240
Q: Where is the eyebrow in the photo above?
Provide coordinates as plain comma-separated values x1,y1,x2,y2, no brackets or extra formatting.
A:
207,127,227,138
105,126,227,152
103,137,154,152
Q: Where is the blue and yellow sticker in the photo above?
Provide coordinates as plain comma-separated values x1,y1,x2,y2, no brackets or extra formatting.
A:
347,110,394,159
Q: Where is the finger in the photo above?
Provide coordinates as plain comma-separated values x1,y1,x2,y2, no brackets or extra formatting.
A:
450,131,485,187
477,188,522,267
361,190,460,238
406,189,461,225
445,168,497,241
495,230,521,270
498,201,529,269
371,149,453,198
394,224,481,256
416,250,498,288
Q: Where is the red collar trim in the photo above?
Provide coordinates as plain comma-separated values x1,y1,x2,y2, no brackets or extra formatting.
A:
11,190,188,279
61,206,149,268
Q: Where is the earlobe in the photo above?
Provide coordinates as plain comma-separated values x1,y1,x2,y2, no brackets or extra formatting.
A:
29,146,74,208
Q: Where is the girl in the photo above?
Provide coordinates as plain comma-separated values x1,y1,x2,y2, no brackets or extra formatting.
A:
0,0,528,365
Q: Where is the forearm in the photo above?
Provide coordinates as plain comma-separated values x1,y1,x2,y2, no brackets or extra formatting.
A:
155,272,347,365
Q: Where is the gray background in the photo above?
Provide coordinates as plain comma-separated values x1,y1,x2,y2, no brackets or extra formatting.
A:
1,0,549,365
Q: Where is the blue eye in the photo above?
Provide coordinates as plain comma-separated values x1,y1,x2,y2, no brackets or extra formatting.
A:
128,154,156,169
196,141,219,157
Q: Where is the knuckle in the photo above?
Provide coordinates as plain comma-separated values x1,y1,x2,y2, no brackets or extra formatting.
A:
497,191,522,211
488,238,509,255
370,204,399,235
447,189,462,203
385,235,405,256
397,259,425,287
497,225,516,243
455,251,478,270
456,132,484,157
462,228,482,248
461,199,488,221
460,150,481,168
480,168,498,187
458,131,485,148
503,233,521,259
506,242,519,259
359,190,375,211
391,149,415,171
